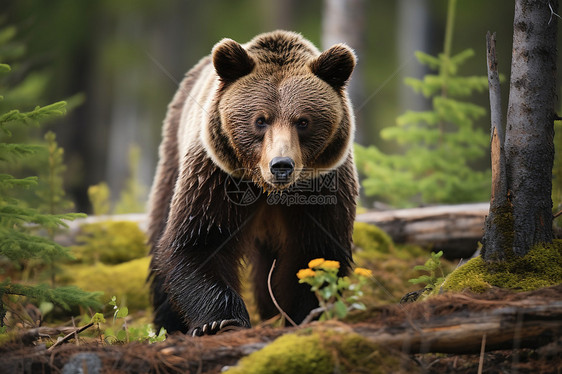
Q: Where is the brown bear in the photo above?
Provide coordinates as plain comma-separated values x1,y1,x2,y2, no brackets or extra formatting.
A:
148,30,358,336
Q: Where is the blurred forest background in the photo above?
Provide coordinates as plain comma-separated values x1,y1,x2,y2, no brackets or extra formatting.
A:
3,0,562,213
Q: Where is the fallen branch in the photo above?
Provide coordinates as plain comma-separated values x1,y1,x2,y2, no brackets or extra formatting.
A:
478,333,486,374
47,322,94,352
267,259,297,327
14,323,94,346
300,306,325,325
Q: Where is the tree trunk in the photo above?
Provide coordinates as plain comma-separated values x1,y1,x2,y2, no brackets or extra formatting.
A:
261,0,296,30
322,0,366,144
397,0,430,113
482,0,558,260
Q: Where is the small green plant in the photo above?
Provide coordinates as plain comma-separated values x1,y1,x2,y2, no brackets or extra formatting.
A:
129,323,167,344
408,250,446,293
90,312,106,344
91,296,166,344
297,259,371,321
33,131,76,286
104,295,130,343
36,131,75,216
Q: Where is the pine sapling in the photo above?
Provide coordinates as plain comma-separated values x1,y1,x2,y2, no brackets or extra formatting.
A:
355,0,490,207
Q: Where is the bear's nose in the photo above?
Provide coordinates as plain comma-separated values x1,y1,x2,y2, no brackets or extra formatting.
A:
269,157,295,182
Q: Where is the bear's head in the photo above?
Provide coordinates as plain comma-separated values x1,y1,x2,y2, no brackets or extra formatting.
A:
203,31,356,191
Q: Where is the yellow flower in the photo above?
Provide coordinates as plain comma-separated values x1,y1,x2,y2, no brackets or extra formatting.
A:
322,260,340,270
297,268,316,279
354,267,373,277
308,258,325,269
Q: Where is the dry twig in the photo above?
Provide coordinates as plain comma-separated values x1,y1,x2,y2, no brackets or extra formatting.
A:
267,259,297,327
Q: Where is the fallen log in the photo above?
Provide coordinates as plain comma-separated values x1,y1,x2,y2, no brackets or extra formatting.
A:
58,204,490,259
54,203,562,259
356,203,490,259
356,302,562,354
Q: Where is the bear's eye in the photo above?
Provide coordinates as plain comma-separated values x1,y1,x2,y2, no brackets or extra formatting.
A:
255,117,267,128
296,118,309,129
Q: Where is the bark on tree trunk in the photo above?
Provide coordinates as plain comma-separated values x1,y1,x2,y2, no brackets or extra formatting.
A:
482,33,511,260
482,0,558,261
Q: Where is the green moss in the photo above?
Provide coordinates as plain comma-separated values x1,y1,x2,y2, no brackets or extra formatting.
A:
0,331,17,347
441,240,562,293
226,330,416,374
484,202,515,261
72,221,149,264
61,257,151,311
439,257,491,293
493,203,514,256
226,332,332,374
353,222,394,253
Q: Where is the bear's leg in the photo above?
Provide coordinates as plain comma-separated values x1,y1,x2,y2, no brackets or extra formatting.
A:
159,227,251,336
251,236,354,325
150,271,188,333
275,247,353,325
263,206,354,326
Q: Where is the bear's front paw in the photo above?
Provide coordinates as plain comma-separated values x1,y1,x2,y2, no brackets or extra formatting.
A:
190,319,248,337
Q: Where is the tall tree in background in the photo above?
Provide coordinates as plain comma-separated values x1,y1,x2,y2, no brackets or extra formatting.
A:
322,0,366,144
483,0,558,260
397,0,430,114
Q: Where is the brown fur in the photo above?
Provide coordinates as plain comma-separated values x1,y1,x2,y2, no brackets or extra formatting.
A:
148,31,358,335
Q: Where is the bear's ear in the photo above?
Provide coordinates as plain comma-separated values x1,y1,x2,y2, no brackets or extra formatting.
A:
212,39,255,83
310,44,356,90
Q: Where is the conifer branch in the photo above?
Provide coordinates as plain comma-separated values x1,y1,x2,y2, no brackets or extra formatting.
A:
0,39,100,326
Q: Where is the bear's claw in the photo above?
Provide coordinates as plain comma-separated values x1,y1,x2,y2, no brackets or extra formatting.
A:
190,319,246,337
